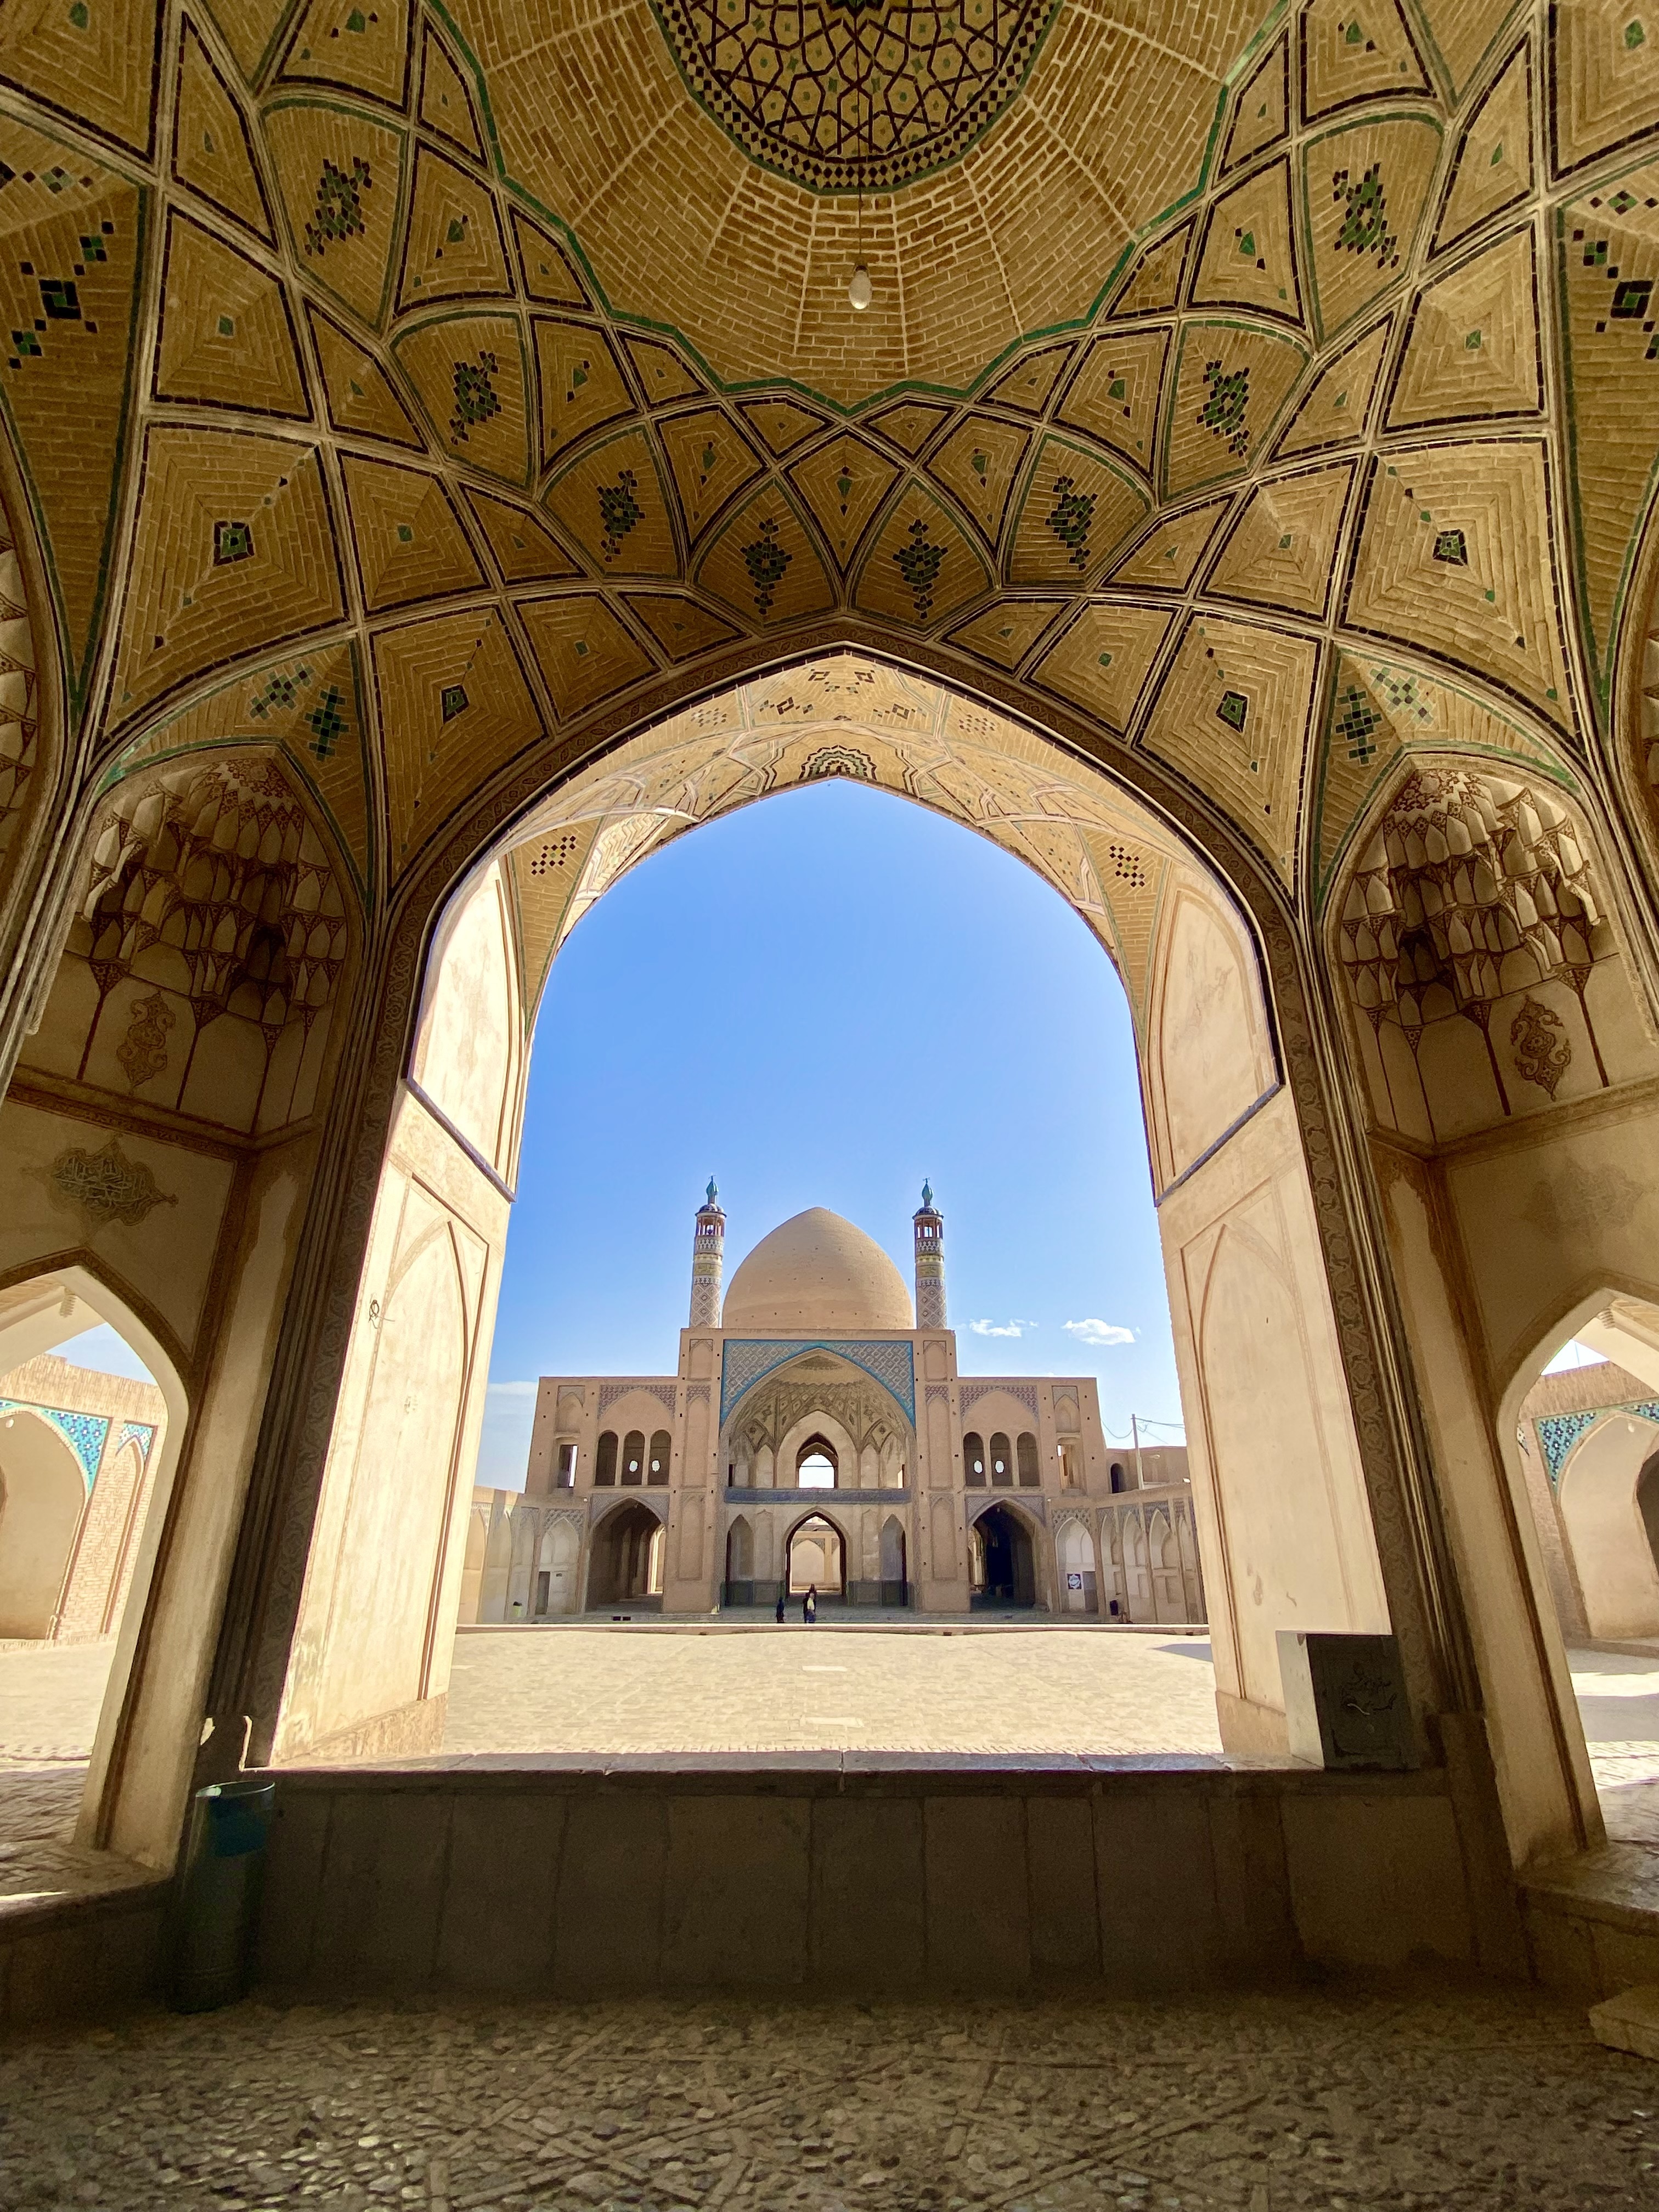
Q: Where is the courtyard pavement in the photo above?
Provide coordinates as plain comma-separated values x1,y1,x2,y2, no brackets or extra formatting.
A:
442,1624,1227,1760
3,1628,1658,1849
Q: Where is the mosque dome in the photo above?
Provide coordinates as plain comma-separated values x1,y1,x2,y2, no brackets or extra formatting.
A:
721,1209,913,1335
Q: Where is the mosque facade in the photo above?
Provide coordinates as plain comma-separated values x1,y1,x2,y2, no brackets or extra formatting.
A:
461,1189,1204,1622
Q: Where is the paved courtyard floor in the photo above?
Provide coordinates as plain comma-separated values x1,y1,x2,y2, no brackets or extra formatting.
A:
4,1629,1659,1860
0,1980,1652,2210
441,1626,1226,1760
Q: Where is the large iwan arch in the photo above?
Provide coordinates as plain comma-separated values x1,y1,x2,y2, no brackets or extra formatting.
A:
0,0,1655,2007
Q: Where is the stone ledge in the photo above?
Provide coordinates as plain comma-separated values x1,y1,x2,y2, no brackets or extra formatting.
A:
1522,1842,1659,1935
268,1752,1441,1795
0,1877,168,2027
253,1759,1476,2000
1520,1843,1659,2000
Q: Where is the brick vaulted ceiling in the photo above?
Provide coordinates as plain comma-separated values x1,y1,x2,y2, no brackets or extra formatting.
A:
459,0,1266,397
0,0,1656,968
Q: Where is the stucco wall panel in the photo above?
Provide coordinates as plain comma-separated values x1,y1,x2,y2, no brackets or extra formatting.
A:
411,866,521,1176
0,1099,233,1363
1162,1088,1387,1738
1442,1093,1659,1388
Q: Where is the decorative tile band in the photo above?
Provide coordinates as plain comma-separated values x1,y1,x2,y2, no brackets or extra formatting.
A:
597,1380,679,1419
721,1339,915,1426
0,1400,112,1488
1536,1400,1659,1487
117,1419,157,1465
960,1380,1040,1420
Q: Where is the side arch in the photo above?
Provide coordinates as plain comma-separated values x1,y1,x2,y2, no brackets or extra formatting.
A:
1558,1416,1659,1640
0,1404,86,1635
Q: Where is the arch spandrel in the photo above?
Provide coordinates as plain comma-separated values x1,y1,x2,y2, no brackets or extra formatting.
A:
1,0,1641,975
494,650,1259,1082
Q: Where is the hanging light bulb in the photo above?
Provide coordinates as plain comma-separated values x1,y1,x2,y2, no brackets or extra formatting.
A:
848,13,872,317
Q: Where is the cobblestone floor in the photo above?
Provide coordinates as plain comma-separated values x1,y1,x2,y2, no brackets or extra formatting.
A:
0,1983,1655,2211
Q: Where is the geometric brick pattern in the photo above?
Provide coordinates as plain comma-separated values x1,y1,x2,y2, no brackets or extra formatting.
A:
419,22,486,162
648,0,1064,195
1192,155,1305,328
1548,0,1659,177
112,429,346,729
1344,441,1576,729
1272,315,1392,456
1557,158,1659,693
1108,500,1232,593
1139,614,1320,886
0,125,142,696
1204,461,1357,618
1384,225,1544,431
1300,0,1430,126
1304,116,1443,341
172,21,274,242
1164,323,1310,497
1311,646,1571,905
154,211,310,419
1055,327,1171,477
1221,31,1289,173
1432,38,1533,256
0,0,1640,975
721,1339,916,1426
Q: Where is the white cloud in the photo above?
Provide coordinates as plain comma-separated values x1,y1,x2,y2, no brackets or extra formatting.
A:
486,1379,538,1403
969,1318,1037,1339
1064,1319,1135,1347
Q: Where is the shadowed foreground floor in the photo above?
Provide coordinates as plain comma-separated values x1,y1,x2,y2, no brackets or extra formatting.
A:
0,1983,1654,2210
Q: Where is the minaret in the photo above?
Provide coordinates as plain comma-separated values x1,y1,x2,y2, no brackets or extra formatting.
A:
913,1181,946,1329
689,1177,725,1327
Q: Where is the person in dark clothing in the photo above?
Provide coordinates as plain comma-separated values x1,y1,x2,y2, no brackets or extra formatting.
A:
775,1588,786,1624
803,1583,817,1624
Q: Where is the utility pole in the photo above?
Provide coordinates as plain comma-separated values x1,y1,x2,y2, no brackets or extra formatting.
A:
1131,1412,1144,1489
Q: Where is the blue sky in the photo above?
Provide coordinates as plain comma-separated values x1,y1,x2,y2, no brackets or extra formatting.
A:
479,777,1186,1486
40,771,1609,1476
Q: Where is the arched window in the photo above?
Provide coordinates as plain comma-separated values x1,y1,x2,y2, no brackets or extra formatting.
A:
963,1431,986,1486
1017,1431,1040,1486
621,1430,645,1484
555,1441,577,1488
797,1435,837,1488
1058,1441,1081,1489
1640,1453,1659,1577
990,1431,1012,1487
879,1514,907,1604
726,1515,754,1584
1109,1459,1126,1493
647,1430,671,1485
595,1430,618,1486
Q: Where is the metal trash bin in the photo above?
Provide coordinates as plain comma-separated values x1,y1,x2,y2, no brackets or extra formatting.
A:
168,1777,276,2012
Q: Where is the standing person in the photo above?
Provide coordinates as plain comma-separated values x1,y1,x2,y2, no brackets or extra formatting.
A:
775,1586,786,1624
803,1583,817,1625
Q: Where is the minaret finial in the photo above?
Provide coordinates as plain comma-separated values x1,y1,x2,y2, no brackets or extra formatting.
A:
690,1178,725,1328
913,1182,945,1329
